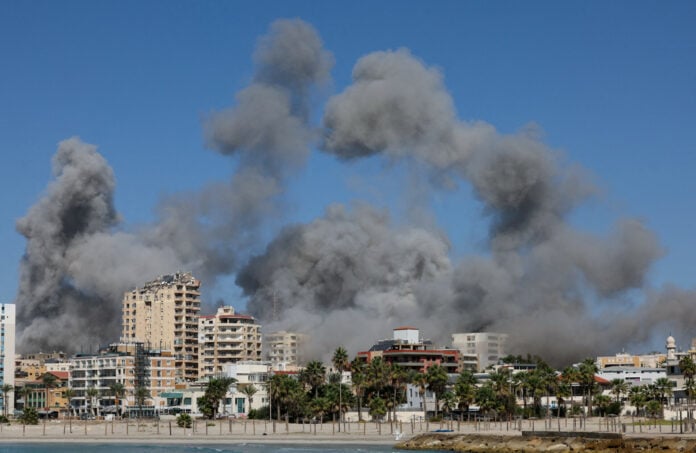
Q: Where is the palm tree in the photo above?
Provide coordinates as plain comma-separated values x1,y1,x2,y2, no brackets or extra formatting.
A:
680,356,696,407
629,386,647,416
133,386,150,418
556,382,572,418
441,391,457,418
1,384,13,418
109,382,125,417
302,361,326,398
593,394,612,416
41,373,57,413
454,371,476,418
332,347,349,429
350,358,367,421
426,364,449,418
86,387,99,417
240,385,258,415
63,387,75,432
578,358,598,416
413,371,429,412
388,365,408,423
610,379,629,404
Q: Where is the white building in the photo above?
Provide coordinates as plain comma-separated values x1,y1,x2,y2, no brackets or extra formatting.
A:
451,332,507,371
222,361,271,414
597,366,667,386
0,304,15,415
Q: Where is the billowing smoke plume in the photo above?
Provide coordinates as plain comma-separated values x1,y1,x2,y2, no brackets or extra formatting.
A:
15,20,690,364
16,138,120,351
240,47,673,365
14,19,332,352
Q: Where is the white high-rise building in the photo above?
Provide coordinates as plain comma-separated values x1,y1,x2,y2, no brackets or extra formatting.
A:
0,304,16,415
451,332,507,371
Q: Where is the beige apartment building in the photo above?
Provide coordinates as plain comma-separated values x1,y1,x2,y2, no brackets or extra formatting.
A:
198,306,262,378
121,272,201,382
263,330,308,370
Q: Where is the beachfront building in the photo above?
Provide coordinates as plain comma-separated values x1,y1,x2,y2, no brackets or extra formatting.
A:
198,306,262,379
0,303,15,416
69,342,176,416
263,330,308,370
357,327,460,375
121,272,201,382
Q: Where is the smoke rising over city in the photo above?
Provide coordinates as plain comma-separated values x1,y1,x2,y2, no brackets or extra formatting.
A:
13,18,687,364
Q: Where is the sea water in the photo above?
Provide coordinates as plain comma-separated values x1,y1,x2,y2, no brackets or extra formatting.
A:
0,444,439,453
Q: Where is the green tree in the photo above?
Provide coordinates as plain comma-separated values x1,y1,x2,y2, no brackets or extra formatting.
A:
426,364,449,418
454,371,476,417
109,382,125,416
301,361,326,398
475,382,498,416
680,356,696,406
19,407,38,425
86,386,99,416
309,396,330,422
133,386,150,418
332,347,349,428
368,396,386,421
441,391,457,417
1,384,13,418
388,364,408,422
41,373,57,412
610,379,629,404
629,386,647,416
593,394,612,416
349,358,367,421
240,384,258,415
578,358,598,417
198,377,235,419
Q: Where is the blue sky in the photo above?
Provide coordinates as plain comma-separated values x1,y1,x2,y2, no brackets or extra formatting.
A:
1,1,695,326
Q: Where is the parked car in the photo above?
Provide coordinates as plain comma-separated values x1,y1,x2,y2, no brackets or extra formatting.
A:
80,413,96,420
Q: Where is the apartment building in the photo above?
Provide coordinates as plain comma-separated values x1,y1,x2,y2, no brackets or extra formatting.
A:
357,327,460,375
451,332,508,371
198,306,262,378
68,342,176,415
0,304,15,415
122,272,201,382
263,330,308,370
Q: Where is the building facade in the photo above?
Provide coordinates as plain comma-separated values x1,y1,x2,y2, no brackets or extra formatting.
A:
451,332,507,371
357,327,460,375
263,330,308,370
0,304,15,415
68,342,176,415
198,306,262,378
122,272,201,381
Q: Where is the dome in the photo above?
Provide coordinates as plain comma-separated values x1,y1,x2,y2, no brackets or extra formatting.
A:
666,335,676,348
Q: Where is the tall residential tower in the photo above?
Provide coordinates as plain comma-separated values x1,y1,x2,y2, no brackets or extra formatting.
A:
121,273,200,382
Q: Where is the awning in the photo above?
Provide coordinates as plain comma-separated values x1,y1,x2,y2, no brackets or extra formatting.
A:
161,392,183,398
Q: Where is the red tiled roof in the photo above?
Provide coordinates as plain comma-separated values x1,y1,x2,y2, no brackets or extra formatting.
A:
394,326,418,331
48,371,69,380
595,375,611,384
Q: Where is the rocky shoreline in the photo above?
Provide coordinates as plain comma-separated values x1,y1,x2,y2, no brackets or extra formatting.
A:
396,432,696,452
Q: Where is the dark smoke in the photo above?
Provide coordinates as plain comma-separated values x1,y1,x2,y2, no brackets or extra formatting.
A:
15,20,689,365
14,19,332,352
240,47,674,365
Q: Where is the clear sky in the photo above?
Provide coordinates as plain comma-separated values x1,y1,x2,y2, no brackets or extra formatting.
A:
1,1,695,347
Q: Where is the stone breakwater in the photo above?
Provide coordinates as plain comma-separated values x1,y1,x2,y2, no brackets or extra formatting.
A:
396,433,696,452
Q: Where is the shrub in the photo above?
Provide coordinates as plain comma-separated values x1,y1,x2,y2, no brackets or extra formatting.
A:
19,407,39,425
177,413,192,428
0,415,9,424
248,406,270,420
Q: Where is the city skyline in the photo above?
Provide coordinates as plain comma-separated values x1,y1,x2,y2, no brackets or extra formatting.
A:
1,2,695,360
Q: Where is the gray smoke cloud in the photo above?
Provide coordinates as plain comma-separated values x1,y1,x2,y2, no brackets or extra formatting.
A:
239,47,677,365
15,137,120,351
14,19,332,352
15,21,690,365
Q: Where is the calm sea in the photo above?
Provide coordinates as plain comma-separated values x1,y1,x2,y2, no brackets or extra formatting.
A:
0,444,438,453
